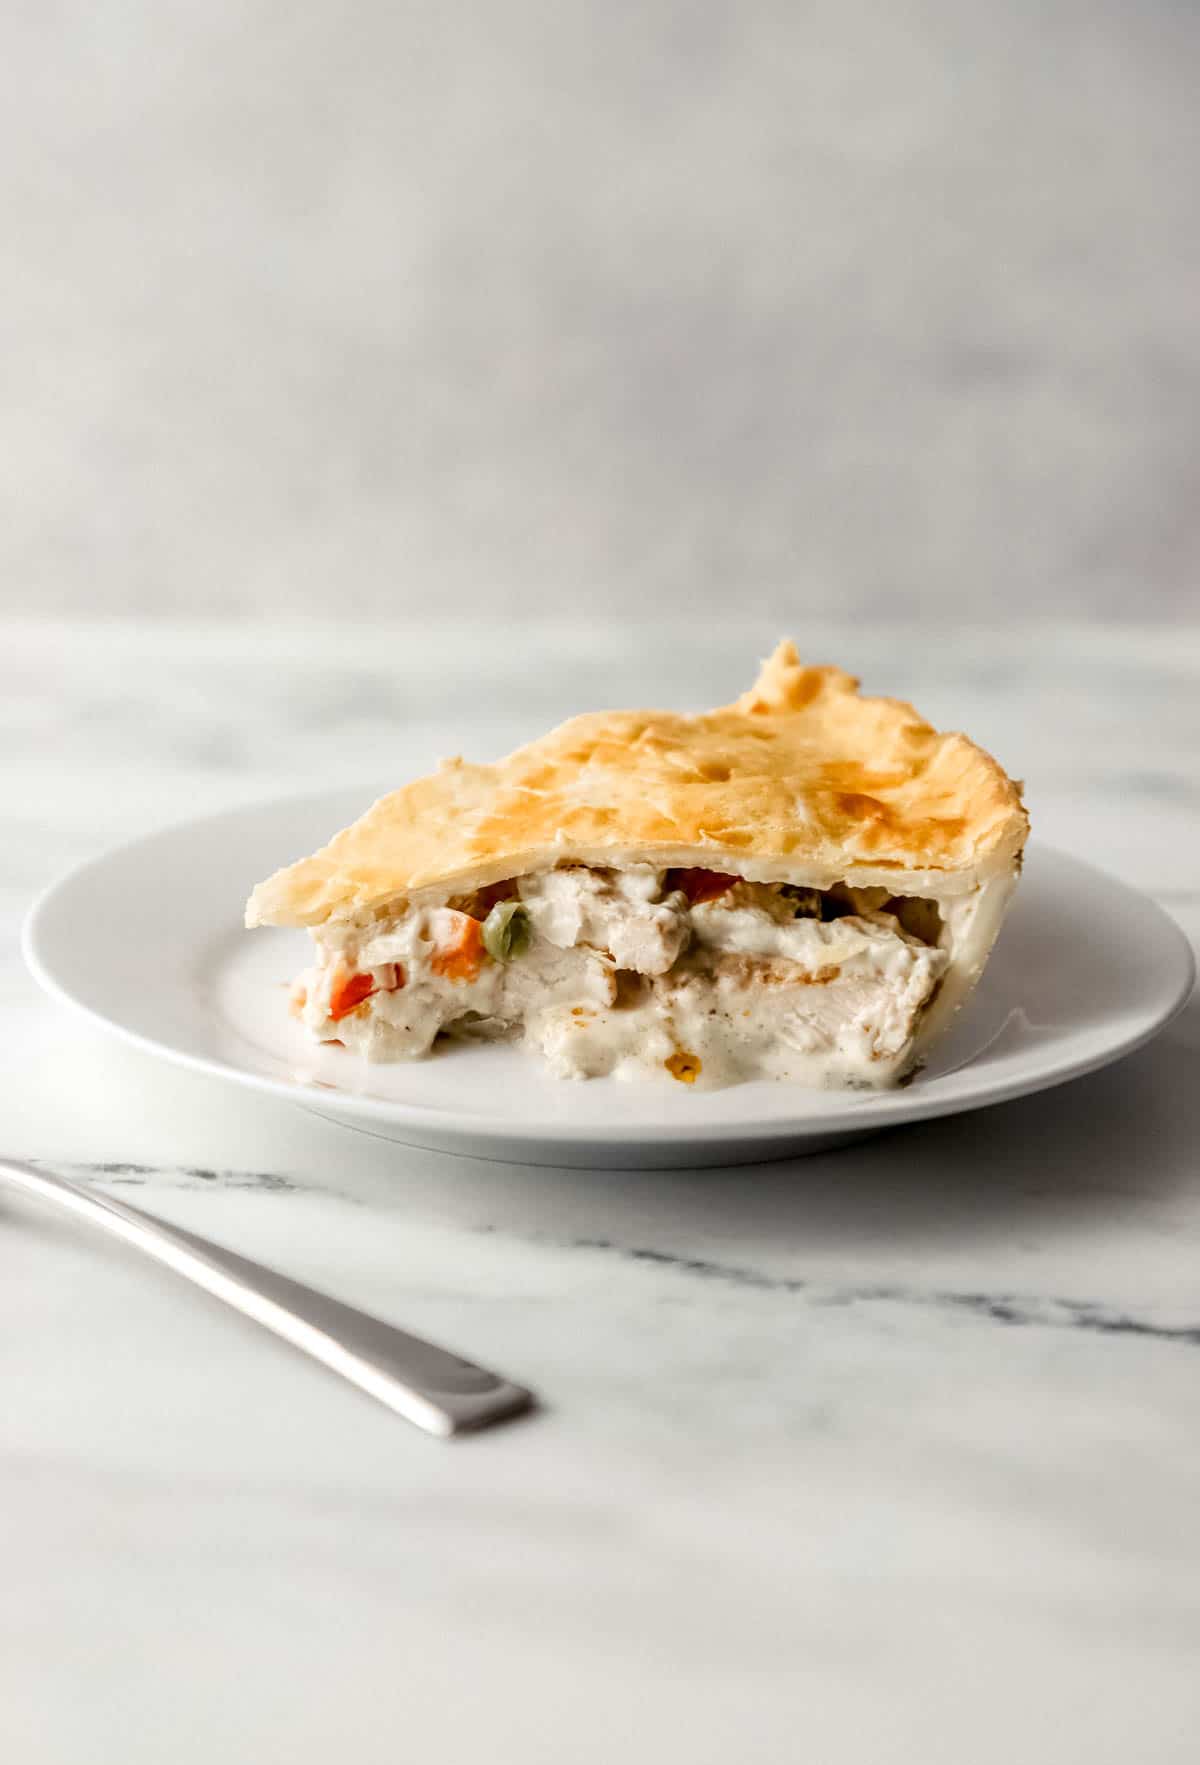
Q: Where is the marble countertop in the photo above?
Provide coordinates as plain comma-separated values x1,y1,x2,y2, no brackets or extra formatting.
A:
4,619,1199,1764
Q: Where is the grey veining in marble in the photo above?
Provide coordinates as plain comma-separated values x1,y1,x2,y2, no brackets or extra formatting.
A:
3,619,1200,1764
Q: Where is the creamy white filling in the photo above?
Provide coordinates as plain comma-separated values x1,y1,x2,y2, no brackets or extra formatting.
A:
518,864,689,975
296,866,951,1087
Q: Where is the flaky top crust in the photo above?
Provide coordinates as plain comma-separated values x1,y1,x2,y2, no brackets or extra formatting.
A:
246,642,1029,928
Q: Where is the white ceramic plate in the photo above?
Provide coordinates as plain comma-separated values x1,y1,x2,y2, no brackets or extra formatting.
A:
24,790,1195,1168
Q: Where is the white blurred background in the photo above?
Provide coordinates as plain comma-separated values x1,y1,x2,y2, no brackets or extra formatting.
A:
4,0,1198,627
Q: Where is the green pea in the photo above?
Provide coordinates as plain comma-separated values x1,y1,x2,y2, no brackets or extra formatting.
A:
482,899,531,962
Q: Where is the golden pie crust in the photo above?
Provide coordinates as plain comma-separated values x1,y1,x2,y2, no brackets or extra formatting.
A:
246,641,1028,930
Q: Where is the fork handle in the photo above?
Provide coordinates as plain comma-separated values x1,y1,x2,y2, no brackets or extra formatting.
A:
0,1159,534,1437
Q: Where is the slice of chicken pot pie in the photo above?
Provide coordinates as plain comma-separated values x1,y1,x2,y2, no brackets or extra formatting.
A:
246,642,1028,1089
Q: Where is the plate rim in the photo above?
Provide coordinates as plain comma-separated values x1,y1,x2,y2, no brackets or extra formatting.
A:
23,798,1197,1153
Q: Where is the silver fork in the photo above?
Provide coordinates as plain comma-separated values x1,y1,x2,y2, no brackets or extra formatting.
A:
1,1158,534,1438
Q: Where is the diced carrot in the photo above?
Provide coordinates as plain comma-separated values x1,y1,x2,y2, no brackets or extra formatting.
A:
329,968,376,1020
430,913,486,982
666,867,739,905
